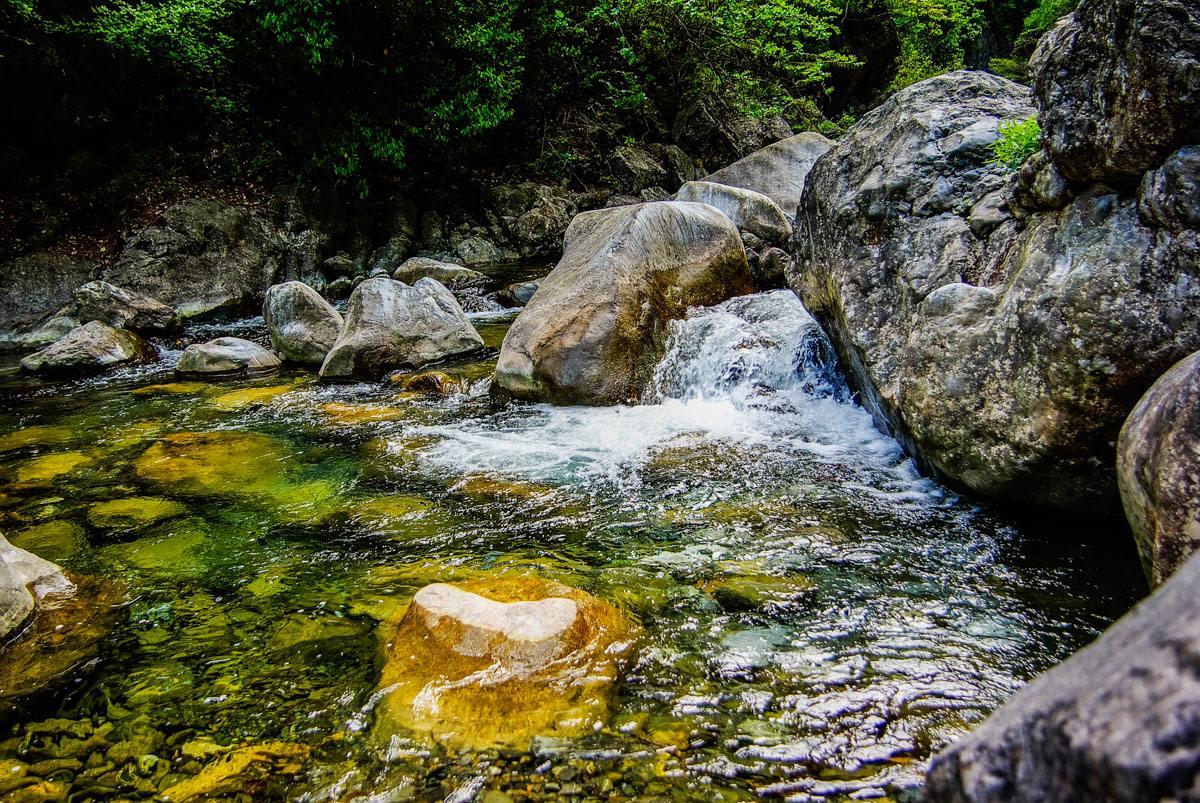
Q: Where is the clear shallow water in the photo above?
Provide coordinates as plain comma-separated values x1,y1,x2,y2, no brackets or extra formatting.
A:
0,289,1144,801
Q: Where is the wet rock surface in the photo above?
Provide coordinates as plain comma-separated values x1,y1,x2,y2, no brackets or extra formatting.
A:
494,201,752,404
792,68,1200,512
318,277,483,381
373,578,637,750
175,337,282,378
927,548,1200,803
1118,350,1200,586
262,281,343,366
19,321,157,375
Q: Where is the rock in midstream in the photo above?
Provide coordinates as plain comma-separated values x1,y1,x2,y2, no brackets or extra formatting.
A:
493,201,753,405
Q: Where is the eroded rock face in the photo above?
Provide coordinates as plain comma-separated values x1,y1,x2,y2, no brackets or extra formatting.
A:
494,201,753,405
1032,0,1200,186
791,69,1200,512
1118,351,1200,586
700,131,834,217
263,281,343,366
19,321,156,374
373,578,637,750
175,337,281,378
925,548,1200,802
71,280,179,333
0,253,98,348
318,277,483,381
675,181,792,245
104,199,284,318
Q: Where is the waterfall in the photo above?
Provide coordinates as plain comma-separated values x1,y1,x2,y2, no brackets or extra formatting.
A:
651,290,849,406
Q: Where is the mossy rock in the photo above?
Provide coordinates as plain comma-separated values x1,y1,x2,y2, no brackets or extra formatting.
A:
9,520,85,562
698,573,814,611
374,577,638,750
209,384,296,410
320,402,412,425
129,381,210,397
13,452,93,486
158,741,309,803
134,431,296,498
388,370,464,396
103,522,208,577
88,497,188,530
0,574,125,717
0,426,74,453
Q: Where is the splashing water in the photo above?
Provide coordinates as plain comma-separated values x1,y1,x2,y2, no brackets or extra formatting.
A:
417,291,921,496
0,285,1144,801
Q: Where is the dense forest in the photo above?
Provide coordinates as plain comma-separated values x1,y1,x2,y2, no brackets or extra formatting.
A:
2,0,1069,200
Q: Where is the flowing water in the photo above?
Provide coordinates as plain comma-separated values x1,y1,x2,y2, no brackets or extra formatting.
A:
0,282,1145,801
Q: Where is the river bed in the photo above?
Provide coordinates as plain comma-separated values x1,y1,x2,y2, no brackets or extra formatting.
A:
0,284,1145,801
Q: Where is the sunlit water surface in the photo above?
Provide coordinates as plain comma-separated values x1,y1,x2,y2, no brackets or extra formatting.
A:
0,284,1144,801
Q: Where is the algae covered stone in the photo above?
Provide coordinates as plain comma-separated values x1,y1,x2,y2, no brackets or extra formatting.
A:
88,497,188,530
134,431,295,498
13,452,93,486
373,578,638,750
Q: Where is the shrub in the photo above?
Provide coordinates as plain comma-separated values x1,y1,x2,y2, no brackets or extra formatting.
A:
991,116,1041,170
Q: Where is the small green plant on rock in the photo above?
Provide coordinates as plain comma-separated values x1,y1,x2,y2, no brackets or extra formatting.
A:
991,116,1041,170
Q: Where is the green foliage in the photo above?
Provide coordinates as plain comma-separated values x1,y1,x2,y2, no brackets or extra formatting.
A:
1015,0,1077,52
6,0,1060,193
991,116,1041,170
884,0,985,89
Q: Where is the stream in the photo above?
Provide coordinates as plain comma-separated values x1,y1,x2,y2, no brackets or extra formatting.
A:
0,274,1145,801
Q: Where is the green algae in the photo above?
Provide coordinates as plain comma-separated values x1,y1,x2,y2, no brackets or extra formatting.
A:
13,452,93,485
9,520,85,562
88,497,188,530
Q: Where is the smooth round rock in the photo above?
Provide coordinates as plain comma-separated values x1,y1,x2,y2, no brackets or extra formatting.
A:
175,337,281,378
19,321,156,374
263,281,344,366
1118,350,1200,586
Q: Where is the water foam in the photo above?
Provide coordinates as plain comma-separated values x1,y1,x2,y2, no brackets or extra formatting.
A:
413,291,931,499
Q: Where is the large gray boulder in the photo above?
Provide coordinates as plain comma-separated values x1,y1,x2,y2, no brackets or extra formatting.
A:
19,321,156,374
175,337,282,378
0,252,98,348
1032,0,1200,186
925,547,1200,802
700,131,834,216
263,281,344,366
674,181,792,245
104,198,284,318
56,280,180,334
0,535,74,642
319,277,483,381
791,69,1200,512
494,201,753,405
1118,350,1200,587
392,257,486,288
